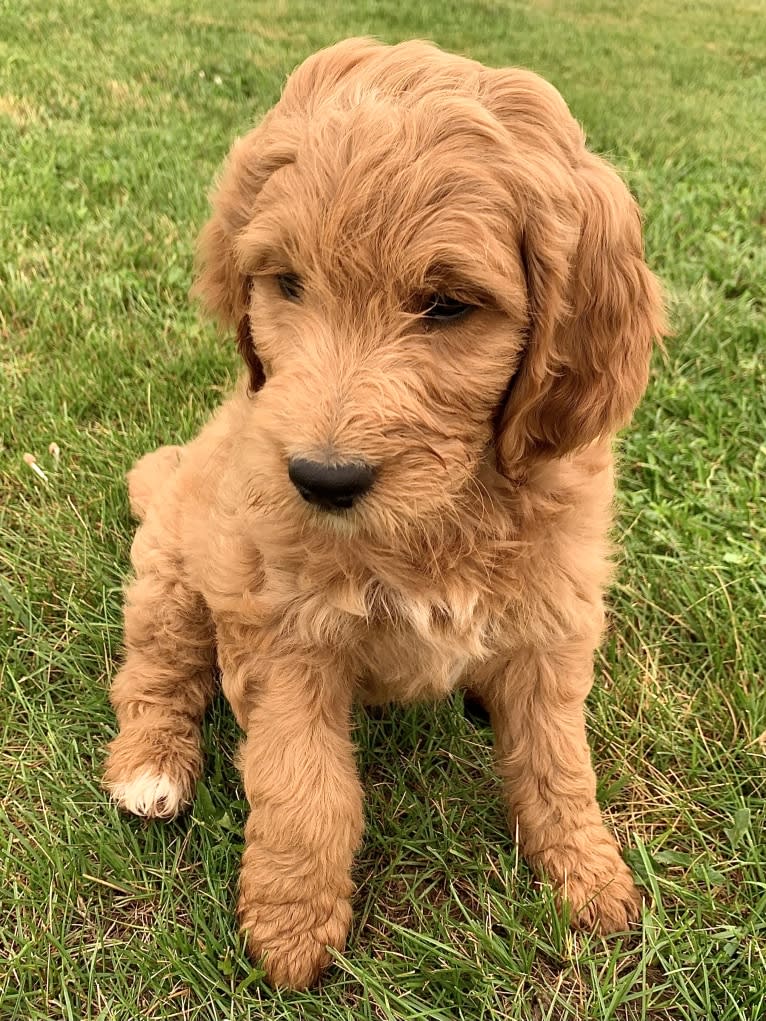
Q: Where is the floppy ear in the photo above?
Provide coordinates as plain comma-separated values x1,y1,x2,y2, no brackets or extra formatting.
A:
194,123,267,328
192,114,290,393
496,149,666,470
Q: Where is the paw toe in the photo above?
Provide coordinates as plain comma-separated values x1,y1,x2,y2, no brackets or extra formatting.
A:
565,861,642,934
108,770,189,819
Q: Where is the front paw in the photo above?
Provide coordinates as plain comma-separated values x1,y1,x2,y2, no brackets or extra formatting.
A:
239,885,352,989
104,722,201,819
535,828,642,934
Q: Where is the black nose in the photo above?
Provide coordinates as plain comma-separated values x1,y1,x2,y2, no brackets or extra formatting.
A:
288,458,375,510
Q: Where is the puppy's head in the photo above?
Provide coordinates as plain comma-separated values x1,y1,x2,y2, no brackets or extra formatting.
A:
194,38,665,534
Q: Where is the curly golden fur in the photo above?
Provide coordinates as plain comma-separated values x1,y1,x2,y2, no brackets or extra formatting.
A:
104,38,666,988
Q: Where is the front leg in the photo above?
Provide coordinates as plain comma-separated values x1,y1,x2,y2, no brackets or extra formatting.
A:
479,638,641,933
225,634,363,989
105,522,216,818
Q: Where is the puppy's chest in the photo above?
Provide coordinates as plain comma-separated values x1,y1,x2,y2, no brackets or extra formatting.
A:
355,589,495,704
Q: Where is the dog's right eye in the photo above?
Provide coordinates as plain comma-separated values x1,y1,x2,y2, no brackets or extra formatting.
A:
277,273,303,302
422,294,474,322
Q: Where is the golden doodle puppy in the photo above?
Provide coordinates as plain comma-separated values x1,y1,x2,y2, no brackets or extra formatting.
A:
104,38,665,988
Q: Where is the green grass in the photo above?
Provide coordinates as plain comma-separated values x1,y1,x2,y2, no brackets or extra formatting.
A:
1,0,765,1018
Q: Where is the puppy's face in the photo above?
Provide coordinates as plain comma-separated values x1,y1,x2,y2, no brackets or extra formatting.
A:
195,40,664,540
237,99,528,534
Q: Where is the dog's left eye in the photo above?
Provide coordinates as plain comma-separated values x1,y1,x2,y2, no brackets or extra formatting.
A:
421,294,474,322
277,273,303,302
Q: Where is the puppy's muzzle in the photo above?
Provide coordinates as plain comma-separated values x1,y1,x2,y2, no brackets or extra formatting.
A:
288,457,376,512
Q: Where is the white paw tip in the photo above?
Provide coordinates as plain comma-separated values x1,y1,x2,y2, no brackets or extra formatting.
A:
109,770,188,819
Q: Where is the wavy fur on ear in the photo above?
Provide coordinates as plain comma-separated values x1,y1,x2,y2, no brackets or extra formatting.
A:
192,117,275,329
493,114,666,469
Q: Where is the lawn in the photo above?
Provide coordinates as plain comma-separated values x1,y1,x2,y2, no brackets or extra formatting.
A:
1,0,764,1018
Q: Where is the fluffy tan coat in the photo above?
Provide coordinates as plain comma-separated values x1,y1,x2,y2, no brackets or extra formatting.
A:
104,37,666,989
